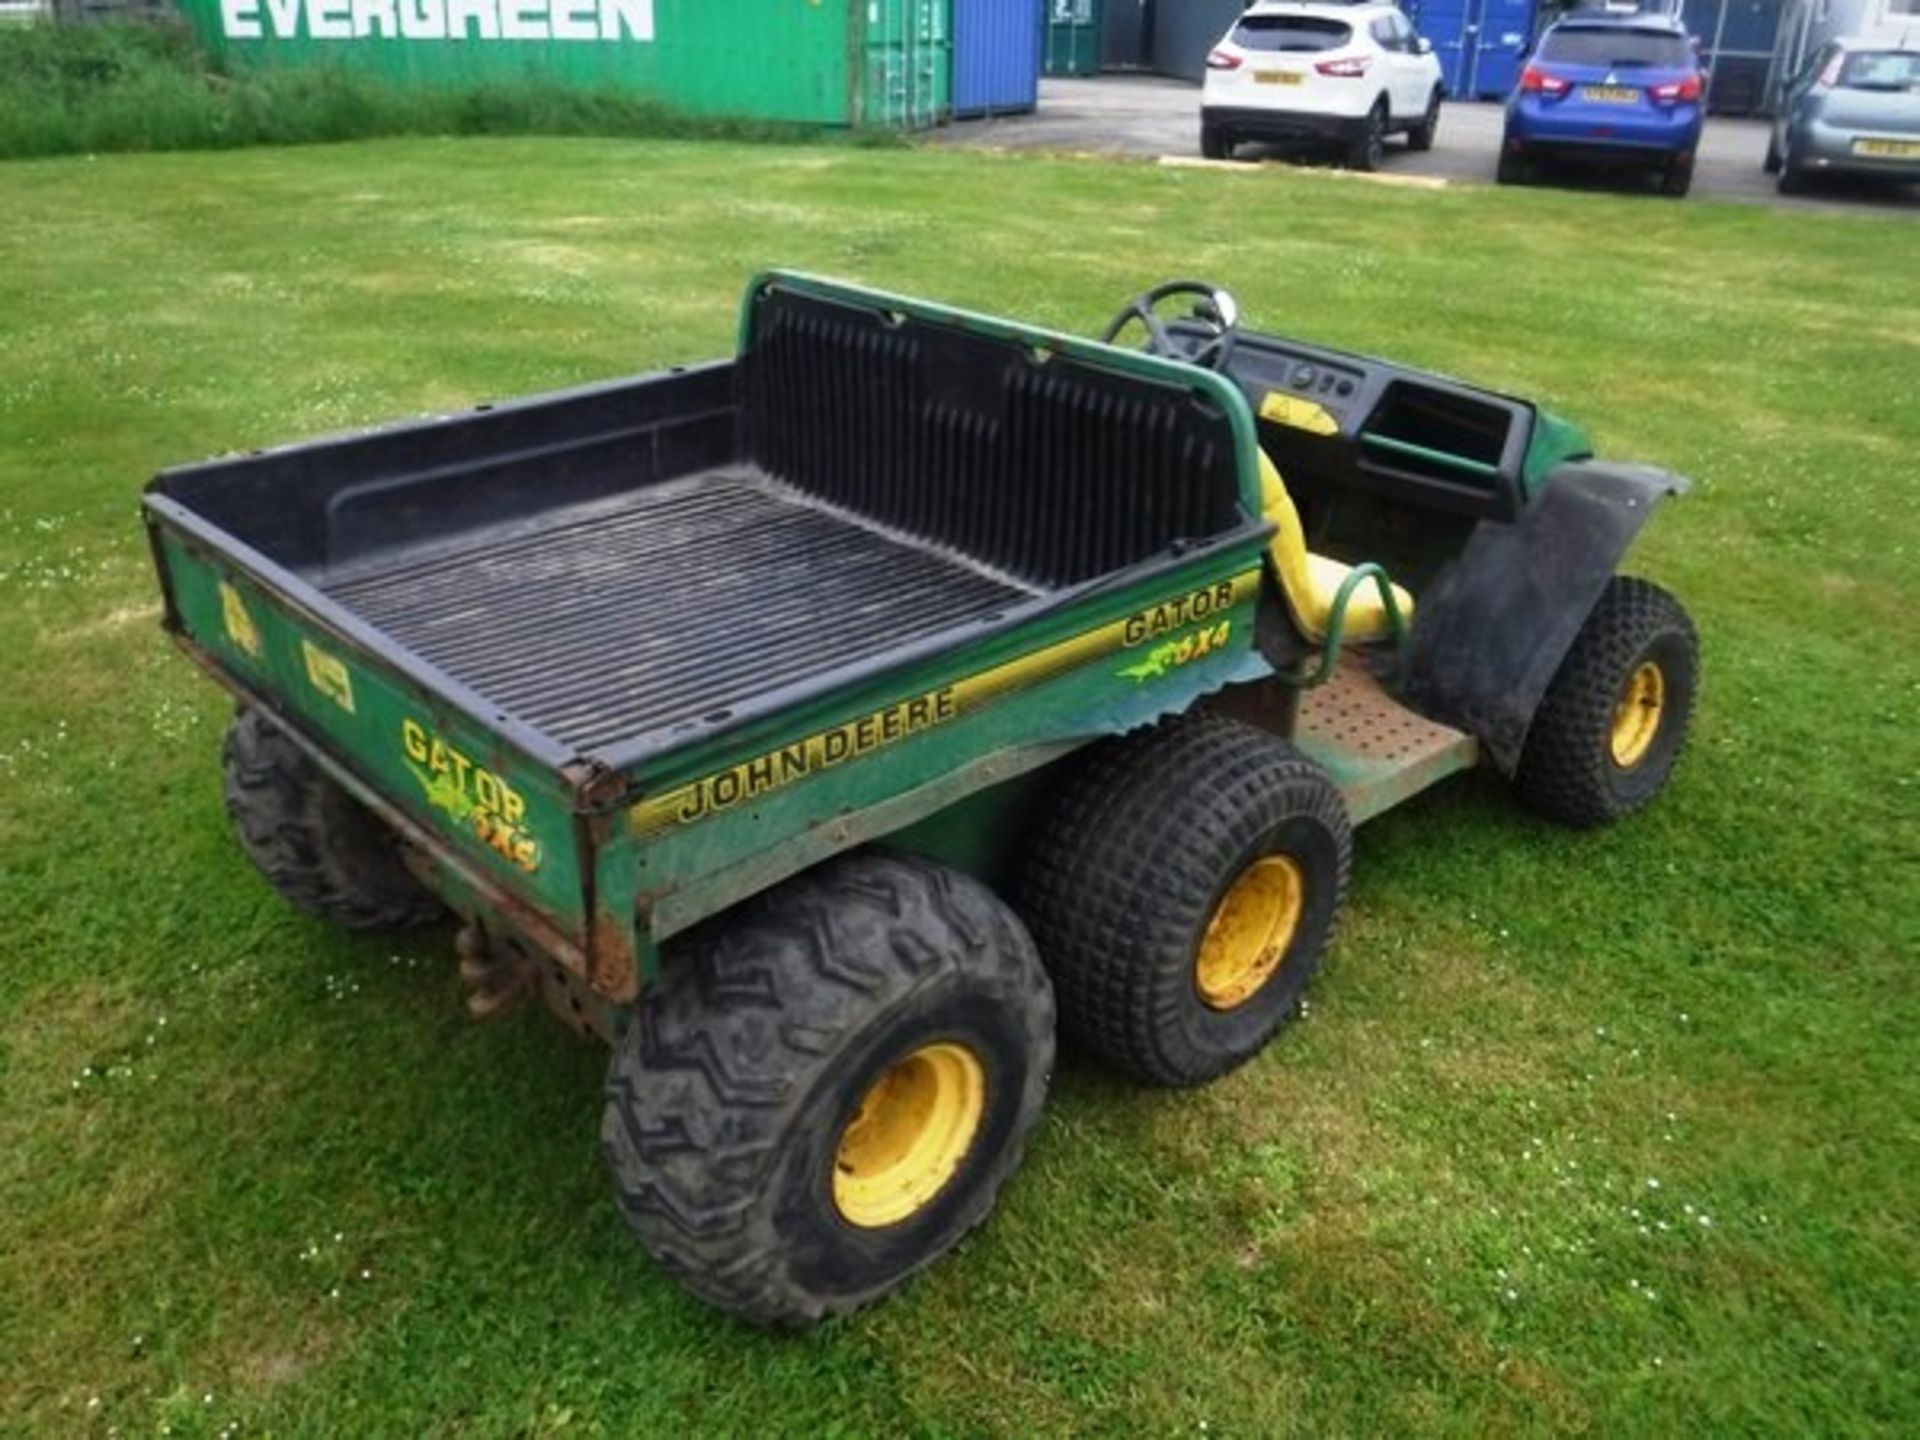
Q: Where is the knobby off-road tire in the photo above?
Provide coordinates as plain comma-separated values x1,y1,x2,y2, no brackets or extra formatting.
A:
222,708,443,929
602,851,1055,1329
1513,576,1699,829
1021,714,1352,1088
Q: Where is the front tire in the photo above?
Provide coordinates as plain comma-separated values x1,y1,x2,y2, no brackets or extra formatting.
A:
602,852,1054,1328
1021,715,1352,1088
1513,577,1699,828
222,708,443,929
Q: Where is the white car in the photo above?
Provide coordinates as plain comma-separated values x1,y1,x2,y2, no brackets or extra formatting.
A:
1201,0,1446,170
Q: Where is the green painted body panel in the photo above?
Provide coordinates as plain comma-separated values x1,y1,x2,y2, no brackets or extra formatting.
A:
159,531,590,934
1522,408,1594,497
616,546,1265,960
884,770,1054,891
175,0,950,128
1043,0,1100,76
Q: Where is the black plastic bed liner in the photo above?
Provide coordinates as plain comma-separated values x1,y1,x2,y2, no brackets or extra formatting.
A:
322,467,1042,756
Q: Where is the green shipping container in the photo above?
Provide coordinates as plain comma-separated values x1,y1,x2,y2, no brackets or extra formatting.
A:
177,0,950,129
1042,0,1099,76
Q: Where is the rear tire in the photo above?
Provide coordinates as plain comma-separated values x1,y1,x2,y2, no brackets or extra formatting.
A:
1762,133,1783,174
602,852,1054,1329
1020,714,1352,1088
1660,160,1693,198
1496,148,1529,185
222,708,443,930
1346,101,1387,171
1513,577,1699,829
1201,123,1230,160
1406,89,1442,151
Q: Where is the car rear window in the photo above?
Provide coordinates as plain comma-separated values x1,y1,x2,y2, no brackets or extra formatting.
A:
1838,51,1920,90
1537,25,1691,69
1232,15,1353,52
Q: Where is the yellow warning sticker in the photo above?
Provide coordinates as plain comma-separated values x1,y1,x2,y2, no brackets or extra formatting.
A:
301,640,356,715
1259,391,1340,437
218,581,262,659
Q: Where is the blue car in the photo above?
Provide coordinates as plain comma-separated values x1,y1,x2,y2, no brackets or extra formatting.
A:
1499,11,1705,196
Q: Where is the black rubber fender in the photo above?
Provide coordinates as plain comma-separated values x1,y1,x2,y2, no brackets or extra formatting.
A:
1393,460,1690,775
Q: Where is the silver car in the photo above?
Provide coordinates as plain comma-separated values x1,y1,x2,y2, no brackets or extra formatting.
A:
1767,40,1920,194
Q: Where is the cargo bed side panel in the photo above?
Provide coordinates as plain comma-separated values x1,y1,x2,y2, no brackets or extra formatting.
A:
155,527,591,934
609,551,1269,955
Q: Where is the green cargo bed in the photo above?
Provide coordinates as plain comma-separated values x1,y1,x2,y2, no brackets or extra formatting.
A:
144,273,1272,996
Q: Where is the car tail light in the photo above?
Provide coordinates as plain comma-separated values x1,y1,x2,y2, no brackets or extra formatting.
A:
1315,56,1372,78
1816,52,1844,87
1519,65,1571,97
1650,74,1703,104
1206,48,1243,70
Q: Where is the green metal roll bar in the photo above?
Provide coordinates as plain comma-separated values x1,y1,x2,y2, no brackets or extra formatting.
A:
1283,562,1410,690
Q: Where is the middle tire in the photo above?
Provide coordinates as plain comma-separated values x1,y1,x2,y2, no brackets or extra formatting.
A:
1022,714,1353,1088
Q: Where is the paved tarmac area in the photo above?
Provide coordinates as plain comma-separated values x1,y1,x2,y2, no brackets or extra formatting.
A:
936,76,1920,218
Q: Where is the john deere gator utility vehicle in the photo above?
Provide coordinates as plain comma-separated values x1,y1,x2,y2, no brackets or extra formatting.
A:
144,273,1698,1327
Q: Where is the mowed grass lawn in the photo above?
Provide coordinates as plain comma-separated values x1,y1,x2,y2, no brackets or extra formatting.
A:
1,137,1915,1436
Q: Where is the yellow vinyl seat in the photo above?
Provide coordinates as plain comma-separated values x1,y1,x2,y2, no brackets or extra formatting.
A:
1258,450,1414,644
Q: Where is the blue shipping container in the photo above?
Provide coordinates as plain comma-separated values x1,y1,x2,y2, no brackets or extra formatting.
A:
955,0,1044,114
1407,0,1537,98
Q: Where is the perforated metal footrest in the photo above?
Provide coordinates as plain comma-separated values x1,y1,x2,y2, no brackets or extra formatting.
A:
1293,657,1477,823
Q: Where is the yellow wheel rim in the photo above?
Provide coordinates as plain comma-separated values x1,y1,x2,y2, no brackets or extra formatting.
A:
1609,661,1666,768
1195,856,1305,1012
832,1041,986,1229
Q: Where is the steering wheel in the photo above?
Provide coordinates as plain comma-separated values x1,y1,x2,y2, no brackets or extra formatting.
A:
1100,280,1242,372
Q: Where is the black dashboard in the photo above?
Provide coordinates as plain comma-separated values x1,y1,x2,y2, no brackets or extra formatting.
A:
1170,321,1544,526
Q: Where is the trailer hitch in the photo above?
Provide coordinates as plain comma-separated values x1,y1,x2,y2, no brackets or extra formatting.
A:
455,923,535,1020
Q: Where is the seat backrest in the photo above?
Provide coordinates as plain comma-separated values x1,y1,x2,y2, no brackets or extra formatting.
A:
1257,448,1317,622
737,280,1248,590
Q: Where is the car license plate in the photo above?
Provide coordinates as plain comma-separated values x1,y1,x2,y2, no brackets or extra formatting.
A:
1580,85,1640,104
1254,71,1304,86
1853,138,1920,158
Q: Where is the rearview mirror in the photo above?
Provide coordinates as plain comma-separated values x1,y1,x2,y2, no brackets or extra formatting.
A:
1415,37,1434,55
